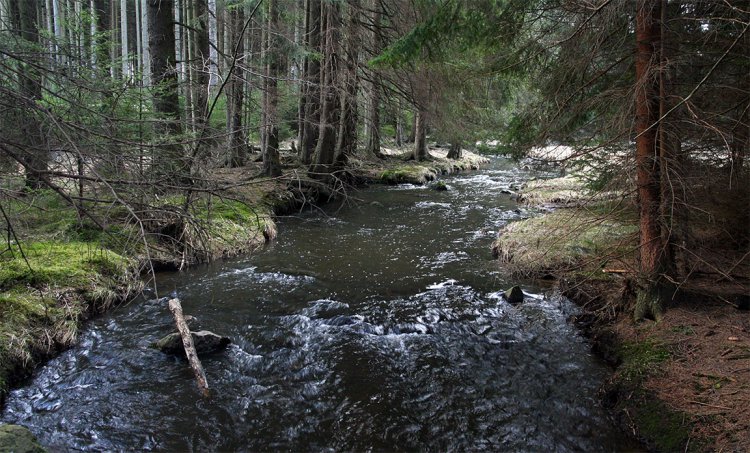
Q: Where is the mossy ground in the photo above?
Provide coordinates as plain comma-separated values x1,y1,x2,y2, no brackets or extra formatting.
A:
0,241,139,398
492,200,637,279
349,146,487,185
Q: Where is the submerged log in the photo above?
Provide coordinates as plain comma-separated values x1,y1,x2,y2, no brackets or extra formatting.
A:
168,298,210,397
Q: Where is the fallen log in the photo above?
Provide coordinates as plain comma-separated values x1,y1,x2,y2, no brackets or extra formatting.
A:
168,298,210,397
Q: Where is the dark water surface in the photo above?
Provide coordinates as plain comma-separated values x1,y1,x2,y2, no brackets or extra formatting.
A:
3,158,632,451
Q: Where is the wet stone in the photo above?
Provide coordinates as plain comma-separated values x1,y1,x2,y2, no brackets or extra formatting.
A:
153,330,231,357
504,286,525,305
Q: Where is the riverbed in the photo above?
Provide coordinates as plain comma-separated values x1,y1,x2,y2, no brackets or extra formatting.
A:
2,157,632,451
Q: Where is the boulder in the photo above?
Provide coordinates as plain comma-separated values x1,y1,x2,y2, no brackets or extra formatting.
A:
0,424,45,453
503,286,525,305
431,181,449,191
154,330,230,357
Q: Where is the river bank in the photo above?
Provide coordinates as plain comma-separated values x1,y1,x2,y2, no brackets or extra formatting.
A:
0,145,487,407
493,173,750,451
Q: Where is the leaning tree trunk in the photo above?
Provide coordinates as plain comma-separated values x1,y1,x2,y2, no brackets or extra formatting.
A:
634,0,666,321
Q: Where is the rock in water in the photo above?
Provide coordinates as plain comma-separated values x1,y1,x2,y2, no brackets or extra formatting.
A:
504,286,525,305
154,330,231,357
431,181,449,191
0,424,45,453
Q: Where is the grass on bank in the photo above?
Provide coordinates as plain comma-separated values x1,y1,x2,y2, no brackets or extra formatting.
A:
361,148,487,185
0,187,276,397
492,206,637,279
0,241,139,395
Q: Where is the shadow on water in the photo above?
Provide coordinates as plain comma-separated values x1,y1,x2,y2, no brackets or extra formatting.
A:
2,157,635,451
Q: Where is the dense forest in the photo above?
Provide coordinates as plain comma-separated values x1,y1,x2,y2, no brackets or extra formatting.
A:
0,0,748,450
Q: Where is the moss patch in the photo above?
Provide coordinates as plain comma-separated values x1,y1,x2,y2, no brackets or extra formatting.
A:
379,166,436,185
492,209,637,278
0,241,139,399
629,395,694,452
618,340,671,382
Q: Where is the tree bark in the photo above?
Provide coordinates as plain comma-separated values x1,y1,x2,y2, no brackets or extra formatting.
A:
262,0,282,177
207,0,218,88
310,0,341,176
192,0,210,129
447,141,461,159
148,0,183,176
334,0,360,167
300,0,322,164
634,0,666,321
364,0,383,159
227,0,246,167
168,298,210,397
141,0,150,82
18,0,46,190
120,0,129,78
395,100,404,147
413,106,428,161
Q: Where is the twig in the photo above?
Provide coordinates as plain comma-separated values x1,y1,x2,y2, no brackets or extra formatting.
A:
687,400,731,411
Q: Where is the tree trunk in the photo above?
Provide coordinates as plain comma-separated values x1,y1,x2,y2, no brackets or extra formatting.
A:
18,0,46,190
413,107,428,161
92,0,111,74
135,0,143,77
261,0,282,177
310,0,341,177
634,0,666,321
148,0,183,176
207,0,218,88
227,0,246,167
52,0,66,64
192,0,210,129
334,0,360,167
364,0,383,159
300,0,321,164
296,0,305,152
141,0,150,82
447,142,461,159
120,0,129,79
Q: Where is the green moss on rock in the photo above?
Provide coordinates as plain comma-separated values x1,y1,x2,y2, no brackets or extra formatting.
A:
0,424,45,453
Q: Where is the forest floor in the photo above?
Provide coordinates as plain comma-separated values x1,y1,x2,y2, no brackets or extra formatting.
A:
493,170,750,451
0,144,486,407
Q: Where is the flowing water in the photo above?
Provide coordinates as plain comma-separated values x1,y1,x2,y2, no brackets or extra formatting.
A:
2,157,632,451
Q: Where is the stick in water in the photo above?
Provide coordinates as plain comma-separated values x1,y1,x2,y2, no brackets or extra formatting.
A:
168,298,210,397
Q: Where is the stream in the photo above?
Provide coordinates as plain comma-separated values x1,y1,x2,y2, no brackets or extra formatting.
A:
2,157,633,451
